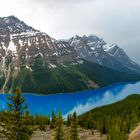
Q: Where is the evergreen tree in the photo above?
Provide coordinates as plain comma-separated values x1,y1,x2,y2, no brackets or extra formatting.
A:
0,88,33,140
50,110,57,129
55,110,64,140
67,114,72,127
70,112,79,140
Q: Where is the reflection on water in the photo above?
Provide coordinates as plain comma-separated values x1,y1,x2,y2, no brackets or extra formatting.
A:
0,82,140,117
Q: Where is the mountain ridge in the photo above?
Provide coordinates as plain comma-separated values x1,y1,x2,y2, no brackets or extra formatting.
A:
0,16,139,94
67,34,140,74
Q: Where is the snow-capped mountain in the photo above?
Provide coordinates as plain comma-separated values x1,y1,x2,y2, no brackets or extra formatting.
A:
104,44,140,73
0,15,37,34
0,16,76,64
0,16,78,93
0,16,139,94
0,16,77,68
68,35,140,74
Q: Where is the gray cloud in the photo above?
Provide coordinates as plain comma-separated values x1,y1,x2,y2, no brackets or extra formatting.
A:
0,0,140,64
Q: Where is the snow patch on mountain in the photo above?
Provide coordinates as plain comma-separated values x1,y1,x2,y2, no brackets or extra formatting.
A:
68,35,140,74
49,63,57,68
8,37,17,53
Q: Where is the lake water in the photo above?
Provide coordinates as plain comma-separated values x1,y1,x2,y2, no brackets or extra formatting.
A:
0,81,140,118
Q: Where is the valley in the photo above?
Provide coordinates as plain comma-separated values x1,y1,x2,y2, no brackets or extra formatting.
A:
0,15,140,140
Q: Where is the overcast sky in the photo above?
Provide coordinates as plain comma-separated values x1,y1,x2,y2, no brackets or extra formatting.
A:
0,0,140,64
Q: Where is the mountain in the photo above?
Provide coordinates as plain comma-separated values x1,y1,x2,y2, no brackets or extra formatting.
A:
0,16,139,94
68,35,140,74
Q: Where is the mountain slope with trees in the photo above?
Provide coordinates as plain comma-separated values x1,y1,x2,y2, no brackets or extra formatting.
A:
6,60,140,94
78,94,140,140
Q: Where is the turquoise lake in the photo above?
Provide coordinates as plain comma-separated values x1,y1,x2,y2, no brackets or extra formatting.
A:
0,81,140,118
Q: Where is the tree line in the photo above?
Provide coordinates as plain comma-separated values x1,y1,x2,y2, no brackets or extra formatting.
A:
0,88,79,140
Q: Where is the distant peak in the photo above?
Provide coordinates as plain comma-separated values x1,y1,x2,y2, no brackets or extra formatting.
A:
0,15,39,34
111,44,119,47
7,15,17,19
87,34,97,37
73,35,81,38
0,15,20,22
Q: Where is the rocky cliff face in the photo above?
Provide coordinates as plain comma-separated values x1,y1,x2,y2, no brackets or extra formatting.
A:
68,35,140,74
0,16,78,93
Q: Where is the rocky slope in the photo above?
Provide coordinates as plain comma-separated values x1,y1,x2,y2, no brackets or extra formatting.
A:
0,16,139,94
129,124,140,140
31,126,106,140
0,16,77,93
68,35,140,74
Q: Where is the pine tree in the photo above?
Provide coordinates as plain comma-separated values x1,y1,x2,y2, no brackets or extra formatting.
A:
67,114,72,127
55,110,64,140
70,112,79,140
50,110,57,129
0,88,33,140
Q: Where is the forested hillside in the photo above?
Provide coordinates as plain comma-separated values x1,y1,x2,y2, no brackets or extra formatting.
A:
78,94,140,140
11,60,140,94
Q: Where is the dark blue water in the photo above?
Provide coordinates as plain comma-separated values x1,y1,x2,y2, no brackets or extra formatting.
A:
0,81,140,118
